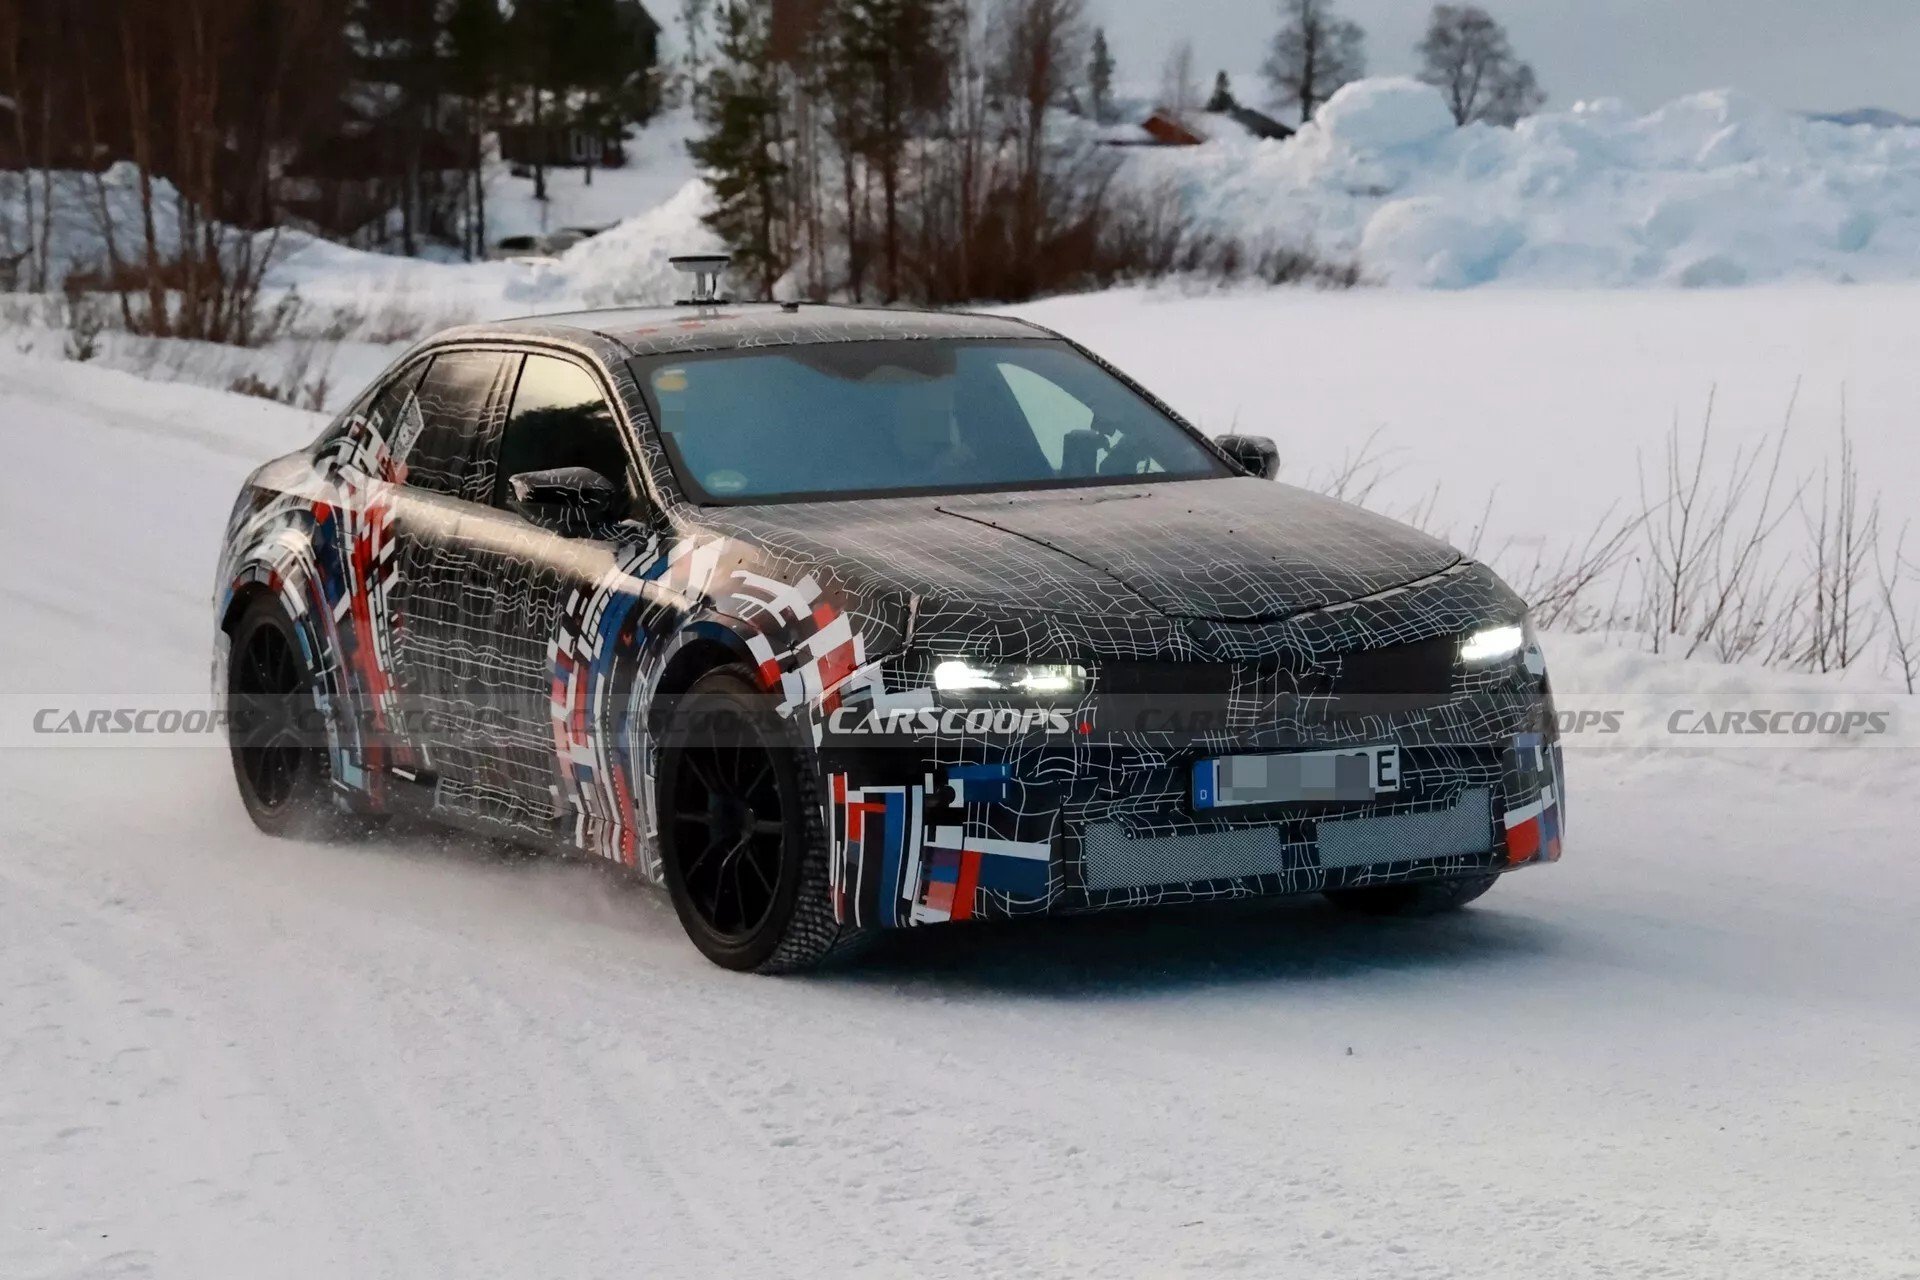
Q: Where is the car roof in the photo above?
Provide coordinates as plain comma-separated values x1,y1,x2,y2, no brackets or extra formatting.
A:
487,302,1055,358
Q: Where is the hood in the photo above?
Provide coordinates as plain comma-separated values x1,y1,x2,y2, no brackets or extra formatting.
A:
698,477,1459,625
934,478,1460,621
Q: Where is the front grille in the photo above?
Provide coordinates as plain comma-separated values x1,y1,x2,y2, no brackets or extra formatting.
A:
1095,661,1234,736
1331,635,1459,696
1098,661,1235,698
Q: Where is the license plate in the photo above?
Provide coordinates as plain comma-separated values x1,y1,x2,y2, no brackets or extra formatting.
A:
1192,745,1401,809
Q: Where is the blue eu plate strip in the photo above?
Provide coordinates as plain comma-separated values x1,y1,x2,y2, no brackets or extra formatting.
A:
1192,759,1219,810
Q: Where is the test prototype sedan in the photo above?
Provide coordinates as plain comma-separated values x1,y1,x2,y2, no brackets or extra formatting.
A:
215,289,1565,971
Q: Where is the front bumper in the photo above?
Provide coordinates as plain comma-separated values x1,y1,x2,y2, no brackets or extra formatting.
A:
816,559,1565,929
821,688,1565,929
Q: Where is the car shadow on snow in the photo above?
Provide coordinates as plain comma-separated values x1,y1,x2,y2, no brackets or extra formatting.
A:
346,818,1563,994
833,894,1562,998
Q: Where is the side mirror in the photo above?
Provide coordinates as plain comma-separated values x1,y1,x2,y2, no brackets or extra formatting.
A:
1216,434,1279,480
508,466,621,535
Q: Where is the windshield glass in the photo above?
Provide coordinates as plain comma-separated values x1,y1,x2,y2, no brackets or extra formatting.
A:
634,338,1230,503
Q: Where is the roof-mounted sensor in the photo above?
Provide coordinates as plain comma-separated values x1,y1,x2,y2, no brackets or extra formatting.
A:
669,254,731,306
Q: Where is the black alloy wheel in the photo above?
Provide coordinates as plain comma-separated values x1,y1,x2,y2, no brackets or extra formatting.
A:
657,666,858,973
227,599,360,839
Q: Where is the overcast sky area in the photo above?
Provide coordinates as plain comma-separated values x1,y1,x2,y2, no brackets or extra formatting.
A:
1089,0,1920,118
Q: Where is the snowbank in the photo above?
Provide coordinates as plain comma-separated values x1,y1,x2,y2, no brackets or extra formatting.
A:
481,107,705,244
261,177,720,327
0,165,185,285
254,77,1920,304
1131,77,1920,288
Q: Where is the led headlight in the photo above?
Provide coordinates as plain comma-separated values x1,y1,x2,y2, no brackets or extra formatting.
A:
932,659,1086,698
1460,622,1527,664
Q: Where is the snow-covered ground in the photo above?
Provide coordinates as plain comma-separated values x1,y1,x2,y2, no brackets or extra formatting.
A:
1004,282,1920,571
22,279,1900,664
3,330,1918,1278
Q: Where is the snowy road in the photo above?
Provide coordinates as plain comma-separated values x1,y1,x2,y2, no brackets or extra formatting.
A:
3,354,1916,1278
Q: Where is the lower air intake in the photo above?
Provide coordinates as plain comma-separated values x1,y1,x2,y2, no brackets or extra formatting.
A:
1081,822,1283,891
1315,788,1492,869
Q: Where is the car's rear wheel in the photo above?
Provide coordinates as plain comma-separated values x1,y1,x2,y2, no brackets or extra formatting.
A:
657,666,861,973
227,599,363,840
1323,872,1500,917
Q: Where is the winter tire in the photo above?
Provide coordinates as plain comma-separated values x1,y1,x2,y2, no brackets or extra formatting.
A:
657,666,863,973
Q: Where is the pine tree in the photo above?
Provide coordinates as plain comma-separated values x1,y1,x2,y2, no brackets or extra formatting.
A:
1087,27,1114,124
447,0,506,258
348,0,446,254
507,0,565,201
837,0,951,301
1206,70,1236,113
688,0,788,296
561,0,658,187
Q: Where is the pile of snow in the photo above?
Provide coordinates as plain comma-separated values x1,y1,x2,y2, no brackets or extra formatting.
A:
0,111,716,322
1131,77,1920,288
261,177,720,328
255,78,1920,305
0,165,185,285
1311,77,1456,152
481,108,704,244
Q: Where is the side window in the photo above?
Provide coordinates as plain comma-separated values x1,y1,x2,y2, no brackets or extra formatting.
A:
404,349,516,500
362,362,428,454
492,355,635,511
312,362,424,452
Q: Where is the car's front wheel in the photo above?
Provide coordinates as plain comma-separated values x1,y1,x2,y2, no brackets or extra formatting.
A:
656,666,862,973
1322,872,1500,917
226,598,365,840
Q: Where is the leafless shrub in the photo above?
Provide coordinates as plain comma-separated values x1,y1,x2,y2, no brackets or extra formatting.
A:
1631,387,1806,663
1791,406,1881,673
226,371,282,401
60,280,104,362
1290,386,1908,678
1293,425,1399,507
1877,523,1918,694
316,303,368,343
1502,501,1646,631
224,336,335,408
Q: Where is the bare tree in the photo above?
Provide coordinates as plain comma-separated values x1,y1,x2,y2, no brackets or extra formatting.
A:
0,0,65,293
1261,0,1366,124
680,0,712,100
1415,4,1544,126
1158,38,1198,118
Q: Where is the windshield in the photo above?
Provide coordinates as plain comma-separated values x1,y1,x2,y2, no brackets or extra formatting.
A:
634,338,1230,503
